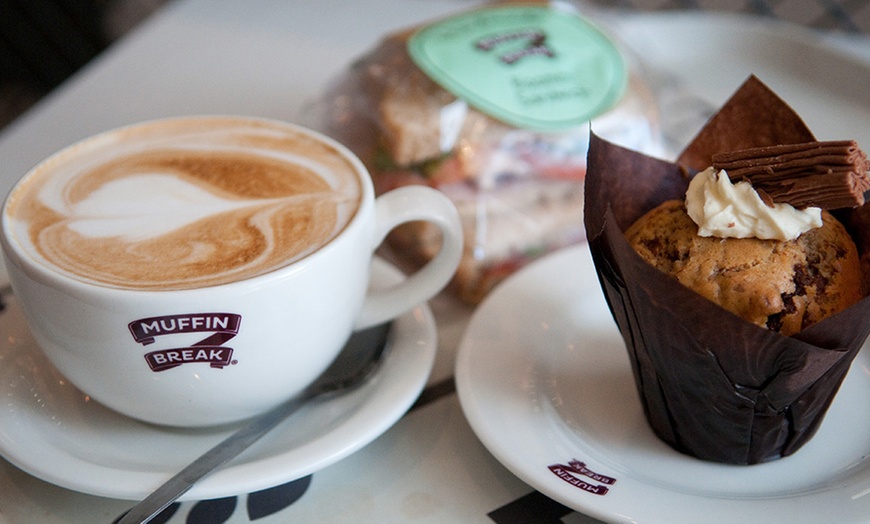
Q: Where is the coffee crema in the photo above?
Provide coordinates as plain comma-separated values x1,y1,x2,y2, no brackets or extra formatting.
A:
4,117,363,290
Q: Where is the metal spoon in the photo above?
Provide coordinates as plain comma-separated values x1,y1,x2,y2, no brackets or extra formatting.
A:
118,322,392,524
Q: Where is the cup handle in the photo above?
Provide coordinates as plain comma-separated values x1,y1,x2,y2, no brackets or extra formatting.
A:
353,186,463,330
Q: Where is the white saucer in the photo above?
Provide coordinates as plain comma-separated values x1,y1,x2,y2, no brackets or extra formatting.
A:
0,258,437,501
456,246,870,524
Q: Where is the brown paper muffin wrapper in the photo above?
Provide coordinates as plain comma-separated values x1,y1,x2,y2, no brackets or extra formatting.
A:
584,76,870,464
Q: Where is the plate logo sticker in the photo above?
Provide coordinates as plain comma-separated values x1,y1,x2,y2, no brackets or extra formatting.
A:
548,459,616,495
408,5,627,131
128,313,242,372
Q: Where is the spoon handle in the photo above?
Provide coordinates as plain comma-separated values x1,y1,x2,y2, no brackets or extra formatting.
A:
117,395,308,524
118,322,391,524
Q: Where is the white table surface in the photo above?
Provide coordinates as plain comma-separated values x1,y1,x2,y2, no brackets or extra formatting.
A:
2,1,870,522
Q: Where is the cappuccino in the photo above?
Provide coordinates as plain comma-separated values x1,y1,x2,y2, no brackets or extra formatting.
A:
0,116,462,426
4,117,362,290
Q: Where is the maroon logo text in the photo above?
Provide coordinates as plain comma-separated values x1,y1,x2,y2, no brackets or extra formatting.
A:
547,459,616,496
475,30,555,65
128,313,242,372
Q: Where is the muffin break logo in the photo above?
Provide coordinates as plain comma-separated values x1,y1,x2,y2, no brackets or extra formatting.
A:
547,459,616,496
475,30,555,64
128,313,241,372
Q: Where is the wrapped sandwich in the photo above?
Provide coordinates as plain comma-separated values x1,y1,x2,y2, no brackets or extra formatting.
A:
319,1,662,302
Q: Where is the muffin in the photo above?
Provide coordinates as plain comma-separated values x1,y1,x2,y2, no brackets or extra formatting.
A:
584,76,870,464
626,200,863,336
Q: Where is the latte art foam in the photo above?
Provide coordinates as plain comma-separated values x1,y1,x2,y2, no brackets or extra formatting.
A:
5,118,363,290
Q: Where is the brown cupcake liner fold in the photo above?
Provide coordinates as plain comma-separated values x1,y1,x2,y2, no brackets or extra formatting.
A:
584,75,870,464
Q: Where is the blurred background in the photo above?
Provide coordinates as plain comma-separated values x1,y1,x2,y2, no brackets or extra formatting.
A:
0,0,167,128
1,0,867,130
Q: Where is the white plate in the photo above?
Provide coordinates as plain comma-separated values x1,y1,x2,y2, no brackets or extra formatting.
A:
0,258,436,501
456,246,870,523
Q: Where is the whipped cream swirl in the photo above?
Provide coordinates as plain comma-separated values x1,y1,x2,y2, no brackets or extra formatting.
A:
685,167,822,241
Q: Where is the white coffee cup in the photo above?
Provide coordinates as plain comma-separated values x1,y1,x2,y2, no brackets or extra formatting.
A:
0,116,462,427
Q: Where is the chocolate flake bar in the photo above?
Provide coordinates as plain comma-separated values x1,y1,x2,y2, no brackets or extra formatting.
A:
712,140,870,209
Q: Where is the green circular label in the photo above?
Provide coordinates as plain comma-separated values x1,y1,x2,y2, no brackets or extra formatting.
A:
408,5,627,132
